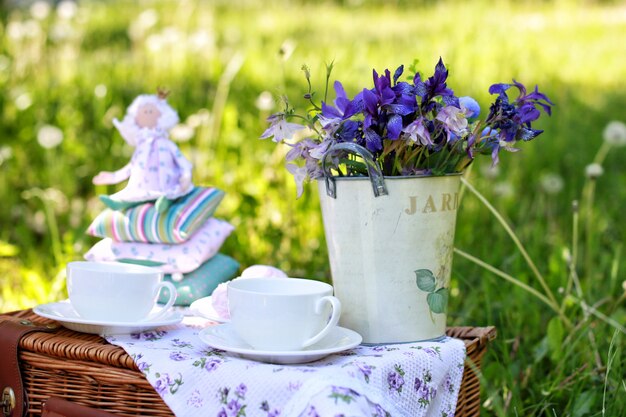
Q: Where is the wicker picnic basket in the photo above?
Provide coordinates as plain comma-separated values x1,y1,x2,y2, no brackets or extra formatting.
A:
3,309,496,417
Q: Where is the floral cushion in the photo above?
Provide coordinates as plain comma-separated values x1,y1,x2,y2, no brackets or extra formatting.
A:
86,186,224,244
84,218,234,276
157,253,240,306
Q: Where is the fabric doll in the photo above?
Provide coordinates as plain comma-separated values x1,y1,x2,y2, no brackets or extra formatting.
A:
93,90,193,212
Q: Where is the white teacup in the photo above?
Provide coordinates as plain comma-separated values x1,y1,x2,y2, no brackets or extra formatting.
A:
66,261,177,323
227,277,342,351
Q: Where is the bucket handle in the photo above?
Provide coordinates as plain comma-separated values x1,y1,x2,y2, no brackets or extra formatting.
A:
321,142,388,199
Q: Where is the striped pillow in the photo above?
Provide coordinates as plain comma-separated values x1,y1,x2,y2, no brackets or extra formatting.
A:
87,187,225,243
84,218,234,275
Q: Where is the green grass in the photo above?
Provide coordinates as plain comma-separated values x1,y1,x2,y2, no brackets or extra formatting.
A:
1,0,625,414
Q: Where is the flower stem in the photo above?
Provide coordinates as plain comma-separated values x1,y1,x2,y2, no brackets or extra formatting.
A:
454,248,570,327
460,177,561,309
593,140,612,165
560,200,579,314
580,140,612,280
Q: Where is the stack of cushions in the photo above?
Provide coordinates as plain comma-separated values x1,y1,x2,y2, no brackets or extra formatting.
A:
85,186,240,306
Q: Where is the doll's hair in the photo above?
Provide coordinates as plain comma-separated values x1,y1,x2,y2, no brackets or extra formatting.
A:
125,94,179,130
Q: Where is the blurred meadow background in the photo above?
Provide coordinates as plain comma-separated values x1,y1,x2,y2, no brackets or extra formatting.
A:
1,0,625,414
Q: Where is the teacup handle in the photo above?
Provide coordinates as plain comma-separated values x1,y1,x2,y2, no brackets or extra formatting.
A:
301,295,342,348
142,281,177,322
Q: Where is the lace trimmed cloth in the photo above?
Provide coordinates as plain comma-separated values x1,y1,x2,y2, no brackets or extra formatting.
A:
106,319,466,417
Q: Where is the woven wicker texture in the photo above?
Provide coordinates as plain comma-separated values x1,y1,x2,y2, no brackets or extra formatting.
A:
4,310,496,417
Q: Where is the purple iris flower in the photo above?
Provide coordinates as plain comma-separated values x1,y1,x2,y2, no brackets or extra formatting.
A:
320,82,358,125
393,65,404,84
483,79,553,165
413,72,427,98
373,69,396,106
362,88,380,117
364,127,383,152
424,58,459,107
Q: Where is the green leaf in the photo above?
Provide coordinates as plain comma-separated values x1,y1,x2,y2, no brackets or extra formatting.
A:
572,390,596,417
547,316,564,362
340,158,368,176
415,269,436,292
427,288,449,314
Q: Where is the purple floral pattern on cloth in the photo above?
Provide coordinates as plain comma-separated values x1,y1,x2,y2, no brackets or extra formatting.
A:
106,321,466,417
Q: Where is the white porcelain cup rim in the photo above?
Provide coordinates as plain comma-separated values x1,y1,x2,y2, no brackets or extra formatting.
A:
67,261,177,323
227,277,342,351
227,277,334,294
68,261,161,274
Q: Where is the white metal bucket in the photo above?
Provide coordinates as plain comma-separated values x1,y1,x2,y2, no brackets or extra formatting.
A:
318,143,461,344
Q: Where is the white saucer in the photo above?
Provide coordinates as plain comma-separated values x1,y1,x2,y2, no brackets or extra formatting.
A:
33,300,183,335
189,296,229,323
199,324,362,364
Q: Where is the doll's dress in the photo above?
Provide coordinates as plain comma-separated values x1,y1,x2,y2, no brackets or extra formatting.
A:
99,129,193,212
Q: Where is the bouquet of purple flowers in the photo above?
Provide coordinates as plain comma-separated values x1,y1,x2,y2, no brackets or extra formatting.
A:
261,58,553,196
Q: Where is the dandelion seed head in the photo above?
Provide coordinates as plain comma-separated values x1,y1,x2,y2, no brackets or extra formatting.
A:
146,34,163,52
44,187,69,214
31,1,51,20
7,21,25,41
186,110,210,128
0,146,12,166
57,1,78,20
279,39,296,61
94,84,107,98
31,210,47,234
603,121,626,147
562,248,572,264
585,163,604,179
15,93,33,111
138,9,158,29
255,91,275,112
188,30,213,51
540,173,564,194
161,27,183,45
37,125,64,149
170,124,194,142
493,181,514,197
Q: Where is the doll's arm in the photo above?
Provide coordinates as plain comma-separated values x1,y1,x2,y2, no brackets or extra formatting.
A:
175,148,193,191
159,141,193,193
92,162,132,185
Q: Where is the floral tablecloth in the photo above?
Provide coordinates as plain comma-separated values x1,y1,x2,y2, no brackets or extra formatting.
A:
106,318,466,417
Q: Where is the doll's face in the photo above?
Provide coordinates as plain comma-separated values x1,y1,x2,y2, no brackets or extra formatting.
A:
135,103,161,129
